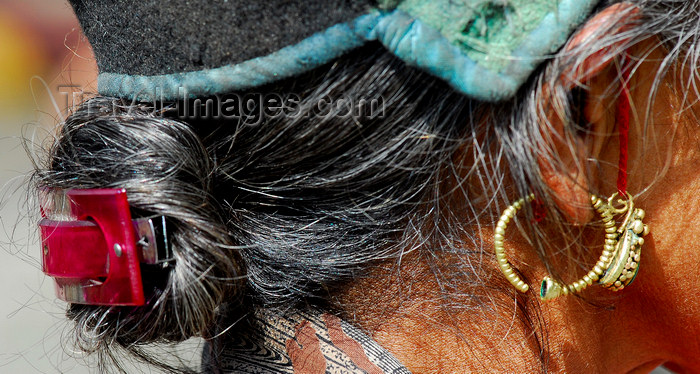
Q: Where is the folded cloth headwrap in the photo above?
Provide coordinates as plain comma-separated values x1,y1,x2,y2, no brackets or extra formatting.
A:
69,0,601,102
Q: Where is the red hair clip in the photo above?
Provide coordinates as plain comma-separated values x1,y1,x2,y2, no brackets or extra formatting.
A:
39,189,171,306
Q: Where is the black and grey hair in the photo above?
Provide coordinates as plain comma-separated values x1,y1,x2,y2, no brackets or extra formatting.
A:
31,1,700,372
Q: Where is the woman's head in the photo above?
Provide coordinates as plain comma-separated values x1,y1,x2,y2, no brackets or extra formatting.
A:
35,1,700,372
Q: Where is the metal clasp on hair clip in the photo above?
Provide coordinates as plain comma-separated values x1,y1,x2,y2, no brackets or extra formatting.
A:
39,189,172,306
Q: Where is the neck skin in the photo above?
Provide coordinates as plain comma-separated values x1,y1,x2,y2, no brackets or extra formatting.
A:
338,42,700,374
340,250,668,374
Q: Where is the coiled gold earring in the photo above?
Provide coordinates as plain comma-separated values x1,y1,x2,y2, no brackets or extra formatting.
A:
494,193,649,301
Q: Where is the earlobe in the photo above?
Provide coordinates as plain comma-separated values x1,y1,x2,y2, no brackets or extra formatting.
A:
537,3,640,224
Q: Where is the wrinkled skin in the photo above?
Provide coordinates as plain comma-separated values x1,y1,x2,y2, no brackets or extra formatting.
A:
344,5,700,373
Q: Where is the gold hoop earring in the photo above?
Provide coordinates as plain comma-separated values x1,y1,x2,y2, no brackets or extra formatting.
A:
494,193,649,301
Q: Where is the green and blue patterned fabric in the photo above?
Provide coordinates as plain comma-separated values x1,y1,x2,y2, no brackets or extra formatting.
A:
71,0,601,102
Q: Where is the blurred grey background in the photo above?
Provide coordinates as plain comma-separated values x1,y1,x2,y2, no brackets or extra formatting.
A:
0,0,99,372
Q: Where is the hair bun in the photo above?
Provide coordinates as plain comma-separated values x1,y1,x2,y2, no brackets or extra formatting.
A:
40,97,244,351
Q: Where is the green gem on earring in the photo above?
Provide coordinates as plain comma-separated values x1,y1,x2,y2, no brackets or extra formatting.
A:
540,280,547,299
540,276,564,301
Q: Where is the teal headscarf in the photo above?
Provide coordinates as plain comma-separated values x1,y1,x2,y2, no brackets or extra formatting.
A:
94,0,600,101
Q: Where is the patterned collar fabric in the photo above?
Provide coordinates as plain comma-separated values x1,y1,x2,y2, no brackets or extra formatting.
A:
70,0,601,102
203,309,411,373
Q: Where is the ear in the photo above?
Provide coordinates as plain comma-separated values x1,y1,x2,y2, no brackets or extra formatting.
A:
538,3,640,224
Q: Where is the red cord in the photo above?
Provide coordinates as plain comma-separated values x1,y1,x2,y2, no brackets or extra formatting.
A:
532,197,546,224
616,57,631,196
